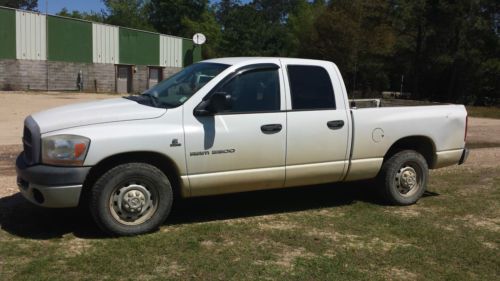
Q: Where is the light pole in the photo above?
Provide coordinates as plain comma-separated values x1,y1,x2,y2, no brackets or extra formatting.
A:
400,74,404,97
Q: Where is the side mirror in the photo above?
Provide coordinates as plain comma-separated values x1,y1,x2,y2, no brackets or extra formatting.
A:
193,92,231,116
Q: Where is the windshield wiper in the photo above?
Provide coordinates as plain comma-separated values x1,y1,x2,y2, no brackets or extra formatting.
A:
142,94,178,108
143,93,160,107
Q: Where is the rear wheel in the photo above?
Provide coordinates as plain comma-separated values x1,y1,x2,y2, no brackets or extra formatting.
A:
90,163,173,236
378,150,428,205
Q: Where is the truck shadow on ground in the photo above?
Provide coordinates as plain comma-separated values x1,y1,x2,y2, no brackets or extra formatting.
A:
0,181,439,240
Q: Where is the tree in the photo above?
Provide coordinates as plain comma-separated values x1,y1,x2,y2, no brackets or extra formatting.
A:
0,0,37,11
391,0,500,104
103,0,153,31
181,6,222,58
56,7,105,23
303,0,396,97
147,0,208,36
287,0,327,56
215,0,304,57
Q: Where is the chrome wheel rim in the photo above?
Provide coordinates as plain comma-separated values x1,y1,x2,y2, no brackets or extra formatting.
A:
109,181,158,225
395,163,422,197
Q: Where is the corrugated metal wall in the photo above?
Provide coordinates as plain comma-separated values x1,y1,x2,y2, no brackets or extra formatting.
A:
47,16,92,63
0,7,201,66
92,23,119,64
0,8,16,59
119,28,159,66
15,11,46,60
159,35,182,67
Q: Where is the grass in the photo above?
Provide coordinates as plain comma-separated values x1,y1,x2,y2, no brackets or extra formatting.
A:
466,106,500,119
0,164,499,280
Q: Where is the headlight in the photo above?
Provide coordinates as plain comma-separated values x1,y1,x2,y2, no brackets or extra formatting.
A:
42,135,90,166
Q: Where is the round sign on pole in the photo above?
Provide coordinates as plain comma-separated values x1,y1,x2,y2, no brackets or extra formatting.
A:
193,33,206,45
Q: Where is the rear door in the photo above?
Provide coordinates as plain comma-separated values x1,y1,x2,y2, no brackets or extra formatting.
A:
280,59,350,187
183,61,287,196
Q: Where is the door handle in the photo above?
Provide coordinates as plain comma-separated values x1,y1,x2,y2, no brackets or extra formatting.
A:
327,120,344,130
261,124,282,134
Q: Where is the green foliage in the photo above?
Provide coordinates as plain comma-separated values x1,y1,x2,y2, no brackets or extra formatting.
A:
103,0,154,31
45,0,500,104
0,0,37,11
390,0,500,103
181,7,221,58
147,0,209,36
56,7,105,23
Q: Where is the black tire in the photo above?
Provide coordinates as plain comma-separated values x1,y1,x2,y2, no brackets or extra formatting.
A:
378,150,428,205
90,163,173,236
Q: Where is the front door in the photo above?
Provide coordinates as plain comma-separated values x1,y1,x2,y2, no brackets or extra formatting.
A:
184,62,287,196
280,59,350,187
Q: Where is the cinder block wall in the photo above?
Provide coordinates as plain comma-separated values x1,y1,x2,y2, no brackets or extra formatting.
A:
47,62,116,92
0,59,48,90
163,67,179,80
0,59,181,93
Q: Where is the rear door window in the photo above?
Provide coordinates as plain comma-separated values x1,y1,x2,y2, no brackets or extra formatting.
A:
287,65,335,110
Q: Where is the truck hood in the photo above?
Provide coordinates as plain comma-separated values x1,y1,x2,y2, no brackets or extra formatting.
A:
31,98,166,133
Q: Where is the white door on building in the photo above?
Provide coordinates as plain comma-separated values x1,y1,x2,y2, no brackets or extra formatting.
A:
117,65,131,93
148,67,162,88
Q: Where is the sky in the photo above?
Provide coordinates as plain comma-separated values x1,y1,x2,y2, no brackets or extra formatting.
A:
37,0,106,14
35,0,254,15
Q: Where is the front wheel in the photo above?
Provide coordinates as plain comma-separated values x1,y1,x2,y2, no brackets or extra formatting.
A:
378,150,428,205
90,163,173,236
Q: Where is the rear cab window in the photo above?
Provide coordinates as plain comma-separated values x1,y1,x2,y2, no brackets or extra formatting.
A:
286,65,336,110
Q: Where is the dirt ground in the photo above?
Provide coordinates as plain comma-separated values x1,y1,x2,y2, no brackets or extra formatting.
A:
0,91,123,145
0,91,499,199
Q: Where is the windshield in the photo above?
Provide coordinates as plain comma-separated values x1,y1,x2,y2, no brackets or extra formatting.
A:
140,62,229,108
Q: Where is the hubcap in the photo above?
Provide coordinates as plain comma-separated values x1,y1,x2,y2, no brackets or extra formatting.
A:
395,165,420,197
109,182,157,225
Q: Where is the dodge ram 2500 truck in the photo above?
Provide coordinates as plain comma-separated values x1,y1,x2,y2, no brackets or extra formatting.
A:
16,57,469,236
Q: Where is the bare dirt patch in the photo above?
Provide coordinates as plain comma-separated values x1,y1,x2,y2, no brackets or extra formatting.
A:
384,205,421,218
387,267,418,281
153,260,186,277
0,145,22,198
62,237,93,258
0,145,21,177
253,240,316,270
458,215,500,233
257,220,298,231
467,117,500,148
306,228,415,252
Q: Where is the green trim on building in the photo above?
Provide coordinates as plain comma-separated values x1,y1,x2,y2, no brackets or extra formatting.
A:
0,8,16,59
182,39,202,67
119,28,159,65
47,16,92,63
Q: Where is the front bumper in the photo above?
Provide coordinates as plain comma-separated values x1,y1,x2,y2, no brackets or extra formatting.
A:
15,153,91,208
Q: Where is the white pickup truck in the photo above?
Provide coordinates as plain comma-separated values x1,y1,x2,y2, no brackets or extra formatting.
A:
16,57,469,236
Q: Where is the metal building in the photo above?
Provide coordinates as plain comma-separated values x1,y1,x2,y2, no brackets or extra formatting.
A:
0,6,202,93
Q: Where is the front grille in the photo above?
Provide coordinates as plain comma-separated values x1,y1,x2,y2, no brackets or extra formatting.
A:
23,125,33,163
23,116,40,165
